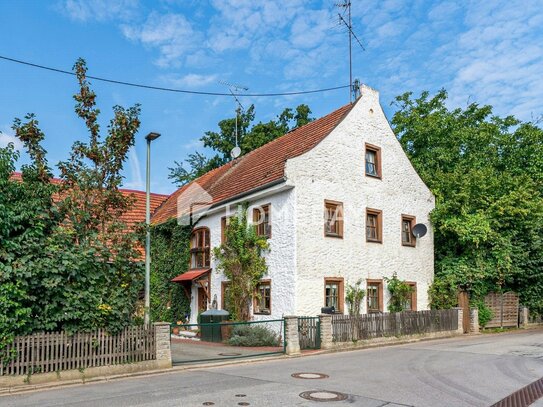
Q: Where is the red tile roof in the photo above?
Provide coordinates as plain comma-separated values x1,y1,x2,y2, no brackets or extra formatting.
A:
9,172,168,230
152,102,354,224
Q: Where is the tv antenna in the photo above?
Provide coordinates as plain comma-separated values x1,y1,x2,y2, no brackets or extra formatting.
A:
219,80,249,159
336,0,365,103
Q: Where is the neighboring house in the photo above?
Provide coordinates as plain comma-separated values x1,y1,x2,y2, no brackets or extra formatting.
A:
152,85,435,322
10,172,168,259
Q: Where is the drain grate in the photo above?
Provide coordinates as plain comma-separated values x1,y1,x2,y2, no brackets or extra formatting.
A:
299,390,348,402
218,352,242,356
490,377,543,407
292,372,329,379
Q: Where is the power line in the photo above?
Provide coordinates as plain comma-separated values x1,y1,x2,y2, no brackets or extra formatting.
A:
0,55,350,97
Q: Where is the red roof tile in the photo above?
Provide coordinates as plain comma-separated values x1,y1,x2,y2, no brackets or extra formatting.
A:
152,102,354,224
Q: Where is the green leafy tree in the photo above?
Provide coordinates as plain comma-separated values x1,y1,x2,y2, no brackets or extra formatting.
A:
212,205,269,321
0,58,144,353
168,104,313,186
392,90,543,314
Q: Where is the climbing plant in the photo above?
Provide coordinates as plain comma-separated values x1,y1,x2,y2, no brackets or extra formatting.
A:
213,205,269,321
345,279,365,316
385,273,414,312
149,219,192,323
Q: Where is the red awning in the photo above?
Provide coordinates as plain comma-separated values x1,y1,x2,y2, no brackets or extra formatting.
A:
171,268,210,283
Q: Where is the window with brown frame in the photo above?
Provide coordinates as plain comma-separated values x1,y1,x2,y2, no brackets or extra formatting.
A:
366,279,383,312
365,143,382,178
324,200,344,238
221,216,233,244
253,204,271,238
190,227,210,269
254,280,271,314
221,281,231,311
366,208,383,243
324,277,344,313
404,282,417,311
401,215,416,247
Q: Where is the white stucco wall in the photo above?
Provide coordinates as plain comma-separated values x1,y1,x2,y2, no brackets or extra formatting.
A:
285,85,435,316
190,188,297,322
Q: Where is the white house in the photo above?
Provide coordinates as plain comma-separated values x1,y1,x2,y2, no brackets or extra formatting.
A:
152,85,435,323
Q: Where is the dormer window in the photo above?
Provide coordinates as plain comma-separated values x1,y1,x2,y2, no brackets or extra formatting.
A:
190,227,210,269
365,143,382,178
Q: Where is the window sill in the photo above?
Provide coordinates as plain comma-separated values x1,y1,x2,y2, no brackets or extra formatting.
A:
365,173,382,180
254,311,271,315
325,233,343,239
401,242,416,247
366,239,382,244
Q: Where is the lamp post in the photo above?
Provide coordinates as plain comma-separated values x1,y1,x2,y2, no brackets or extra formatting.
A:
145,131,161,326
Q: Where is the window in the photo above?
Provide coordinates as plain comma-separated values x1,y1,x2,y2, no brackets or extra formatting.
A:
190,227,210,269
254,280,271,314
366,279,383,313
253,204,271,238
221,216,233,244
324,278,344,313
365,143,382,178
221,281,231,311
401,215,416,247
366,208,383,243
324,200,343,238
404,282,417,311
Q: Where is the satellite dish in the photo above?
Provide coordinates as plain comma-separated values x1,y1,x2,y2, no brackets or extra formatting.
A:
231,146,241,159
412,223,427,238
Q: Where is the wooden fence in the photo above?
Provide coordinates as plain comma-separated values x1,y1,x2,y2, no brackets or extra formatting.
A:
331,309,458,342
484,292,519,328
0,326,155,376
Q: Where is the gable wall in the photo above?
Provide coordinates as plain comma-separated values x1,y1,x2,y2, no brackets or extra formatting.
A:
286,85,435,316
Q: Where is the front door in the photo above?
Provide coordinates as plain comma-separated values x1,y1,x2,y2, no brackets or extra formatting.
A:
198,287,207,312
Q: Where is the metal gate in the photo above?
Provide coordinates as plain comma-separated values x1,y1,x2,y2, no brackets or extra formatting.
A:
298,317,321,349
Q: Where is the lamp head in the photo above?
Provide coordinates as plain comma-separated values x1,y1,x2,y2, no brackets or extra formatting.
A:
145,132,161,141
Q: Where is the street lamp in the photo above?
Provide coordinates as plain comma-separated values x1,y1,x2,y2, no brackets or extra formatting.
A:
145,131,161,326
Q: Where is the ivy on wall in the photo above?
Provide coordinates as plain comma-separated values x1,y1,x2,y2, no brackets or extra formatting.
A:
149,219,192,323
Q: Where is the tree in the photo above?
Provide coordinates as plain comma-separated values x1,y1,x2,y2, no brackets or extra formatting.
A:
0,58,144,350
391,90,543,314
212,205,269,321
168,104,313,186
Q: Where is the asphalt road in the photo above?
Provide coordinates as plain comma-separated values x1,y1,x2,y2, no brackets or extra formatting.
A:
3,329,543,407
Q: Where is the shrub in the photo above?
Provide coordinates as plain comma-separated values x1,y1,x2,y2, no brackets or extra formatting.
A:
472,301,493,328
227,325,278,347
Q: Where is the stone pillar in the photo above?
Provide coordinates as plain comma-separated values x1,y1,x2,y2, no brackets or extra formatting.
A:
284,316,301,356
154,322,172,368
319,314,333,350
521,307,529,328
469,308,479,334
455,307,464,334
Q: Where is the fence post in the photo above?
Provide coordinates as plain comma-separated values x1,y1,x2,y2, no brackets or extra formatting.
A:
521,307,529,328
469,308,479,333
153,322,172,368
455,307,464,334
284,316,301,356
319,314,333,350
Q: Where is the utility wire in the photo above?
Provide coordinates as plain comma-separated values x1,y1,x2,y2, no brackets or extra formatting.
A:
0,55,350,97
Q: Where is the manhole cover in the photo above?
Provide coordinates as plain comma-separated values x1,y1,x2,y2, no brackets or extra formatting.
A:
202,402,215,406
238,403,250,406
299,390,348,402
292,372,329,379
218,352,242,356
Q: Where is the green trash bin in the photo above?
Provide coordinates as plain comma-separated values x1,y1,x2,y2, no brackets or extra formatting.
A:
199,309,230,342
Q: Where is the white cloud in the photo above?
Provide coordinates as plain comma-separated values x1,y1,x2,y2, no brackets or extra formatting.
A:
161,73,219,88
121,12,201,67
59,0,139,22
124,146,144,190
0,128,23,151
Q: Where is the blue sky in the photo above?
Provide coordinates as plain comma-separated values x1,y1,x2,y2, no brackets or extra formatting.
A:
1,0,542,194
